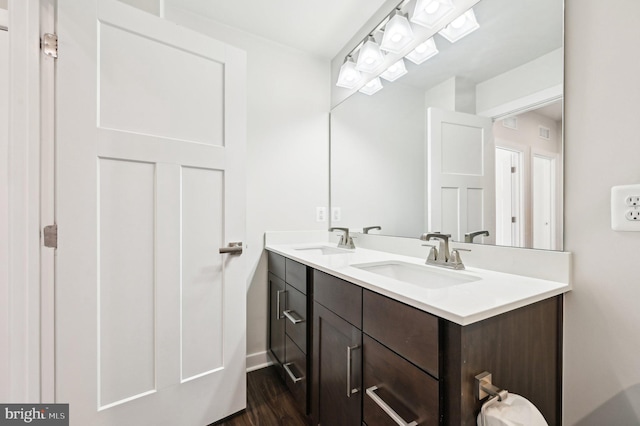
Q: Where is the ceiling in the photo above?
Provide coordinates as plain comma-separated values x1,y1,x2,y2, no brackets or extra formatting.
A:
165,0,389,59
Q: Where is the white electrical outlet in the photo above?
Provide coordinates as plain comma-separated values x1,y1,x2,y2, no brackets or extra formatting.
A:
626,209,640,221
612,184,640,231
331,207,341,222
316,207,326,222
626,195,640,207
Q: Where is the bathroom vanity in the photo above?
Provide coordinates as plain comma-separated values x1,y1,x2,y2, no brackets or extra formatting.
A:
266,239,569,425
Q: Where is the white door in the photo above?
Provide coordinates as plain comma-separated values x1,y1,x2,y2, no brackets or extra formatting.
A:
495,147,522,247
427,108,495,244
56,1,247,425
533,155,554,250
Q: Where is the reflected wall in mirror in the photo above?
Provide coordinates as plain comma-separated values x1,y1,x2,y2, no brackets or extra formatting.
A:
330,0,564,250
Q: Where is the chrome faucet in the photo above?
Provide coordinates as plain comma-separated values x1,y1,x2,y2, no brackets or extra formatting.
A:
419,232,468,270
465,230,490,243
363,226,381,234
329,227,356,249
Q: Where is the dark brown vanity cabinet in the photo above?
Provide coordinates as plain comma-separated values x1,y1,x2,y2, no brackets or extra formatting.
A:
312,271,442,426
267,252,311,414
269,252,562,425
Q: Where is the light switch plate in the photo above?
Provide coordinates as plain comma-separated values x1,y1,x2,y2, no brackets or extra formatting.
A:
611,184,640,231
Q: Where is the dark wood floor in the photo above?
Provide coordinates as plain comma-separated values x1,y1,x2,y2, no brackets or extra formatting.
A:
211,366,311,426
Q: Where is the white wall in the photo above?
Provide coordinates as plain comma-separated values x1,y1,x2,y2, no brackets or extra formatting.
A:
476,48,563,117
162,7,330,365
564,0,640,424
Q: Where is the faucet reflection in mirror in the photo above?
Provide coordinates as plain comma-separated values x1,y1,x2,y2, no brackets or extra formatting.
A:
336,0,481,96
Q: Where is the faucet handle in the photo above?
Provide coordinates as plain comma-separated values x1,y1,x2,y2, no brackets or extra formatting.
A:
449,248,470,269
422,244,438,262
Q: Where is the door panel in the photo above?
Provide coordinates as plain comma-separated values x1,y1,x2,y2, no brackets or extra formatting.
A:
98,158,156,408
428,108,495,243
181,166,225,380
56,1,246,424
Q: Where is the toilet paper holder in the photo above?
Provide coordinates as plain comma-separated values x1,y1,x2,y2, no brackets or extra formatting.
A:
475,371,509,402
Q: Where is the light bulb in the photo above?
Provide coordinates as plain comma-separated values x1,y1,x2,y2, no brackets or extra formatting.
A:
336,57,362,89
451,15,467,29
380,10,414,53
425,2,440,14
439,9,480,43
405,38,438,65
380,58,408,82
355,36,385,73
411,0,454,29
359,77,383,95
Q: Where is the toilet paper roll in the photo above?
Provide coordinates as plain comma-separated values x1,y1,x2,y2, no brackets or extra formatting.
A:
477,393,548,426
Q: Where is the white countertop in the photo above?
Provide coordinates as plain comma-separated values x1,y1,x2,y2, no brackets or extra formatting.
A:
266,242,570,326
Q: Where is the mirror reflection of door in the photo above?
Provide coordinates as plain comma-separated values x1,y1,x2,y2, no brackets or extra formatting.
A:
495,147,522,247
493,101,562,249
533,154,556,250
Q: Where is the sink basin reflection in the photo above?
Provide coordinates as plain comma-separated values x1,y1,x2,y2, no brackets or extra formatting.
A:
294,246,352,255
352,261,480,289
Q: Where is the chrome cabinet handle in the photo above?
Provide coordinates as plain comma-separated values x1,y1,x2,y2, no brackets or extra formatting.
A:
283,310,304,324
283,362,304,383
276,290,286,320
219,242,243,254
366,386,418,426
346,344,360,398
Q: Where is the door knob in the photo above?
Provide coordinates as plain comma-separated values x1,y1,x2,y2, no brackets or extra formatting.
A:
219,242,243,255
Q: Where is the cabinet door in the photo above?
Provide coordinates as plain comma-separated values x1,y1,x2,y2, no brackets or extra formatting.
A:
269,273,286,366
363,335,439,426
313,302,362,426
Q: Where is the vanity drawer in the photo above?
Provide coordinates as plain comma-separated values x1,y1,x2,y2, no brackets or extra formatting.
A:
363,335,439,426
285,258,307,294
363,289,439,378
314,270,362,328
284,335,307,412
268,251,286,281
285,284,307,353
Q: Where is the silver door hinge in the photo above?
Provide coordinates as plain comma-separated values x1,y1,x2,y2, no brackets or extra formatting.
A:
43,224,58,249
511,217,517,223
511,166,516,173
41,33,58,58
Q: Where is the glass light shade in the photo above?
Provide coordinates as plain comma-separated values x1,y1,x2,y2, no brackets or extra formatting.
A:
355,36,385,73
380,59,408,82
380,11,414,53
359,77,383,96
411,0,454,29
336,57,362,89
405,37,439,65
439,9,480,43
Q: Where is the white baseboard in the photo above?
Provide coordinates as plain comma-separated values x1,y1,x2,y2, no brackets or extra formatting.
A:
246,351,273,372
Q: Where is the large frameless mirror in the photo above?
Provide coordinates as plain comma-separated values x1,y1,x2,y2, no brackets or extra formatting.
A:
330,0,564,250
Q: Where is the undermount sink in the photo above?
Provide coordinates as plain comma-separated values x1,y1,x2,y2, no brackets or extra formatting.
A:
294,246,352,255
352,260,480,289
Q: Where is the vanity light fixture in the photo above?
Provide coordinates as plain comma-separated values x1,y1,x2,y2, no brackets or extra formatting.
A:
358,77,384,96
439,8,480,43
411,0,455,29
380,8,414,53
336,55,362,89
380,58,408,82
336,1,482,94
405,37,439,65
355,35,385,73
